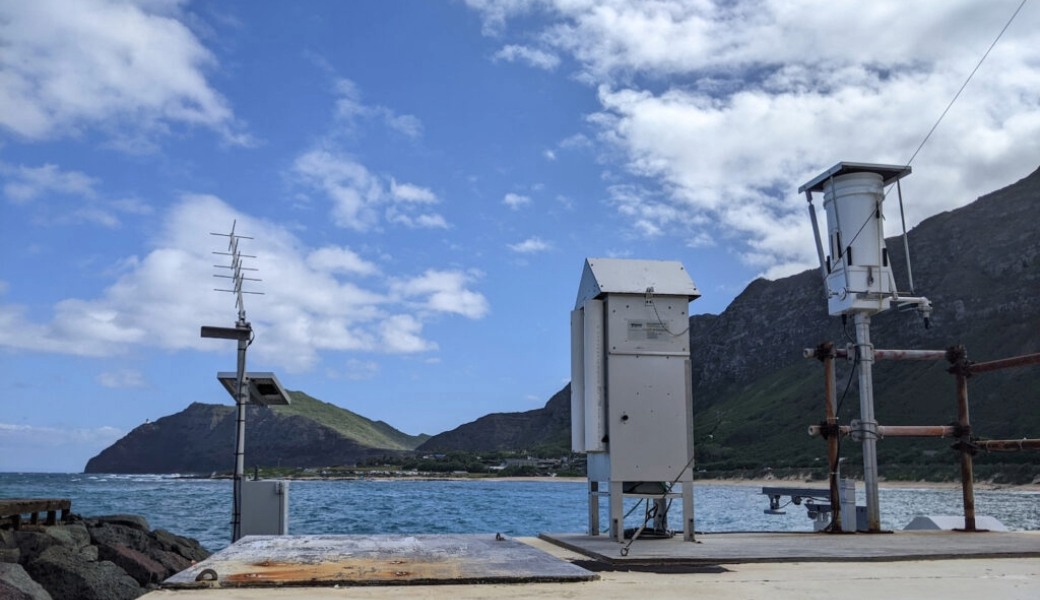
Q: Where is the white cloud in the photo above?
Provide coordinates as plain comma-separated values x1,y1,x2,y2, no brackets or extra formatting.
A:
307,246,380,276
503,192,532,210
392,270,490,319
543,149,557,161
493,44,561,70
0,0,250,147
390,179,438,204
333,78,424,138
508,237,552,253
0,194,487,370
380,314,437,353
293,150,449,232
2,163,98,203
96,369,147,389
465,0,1040,278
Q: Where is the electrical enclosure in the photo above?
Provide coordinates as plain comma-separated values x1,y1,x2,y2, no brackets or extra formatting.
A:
571,258,700,541
241,480,289,536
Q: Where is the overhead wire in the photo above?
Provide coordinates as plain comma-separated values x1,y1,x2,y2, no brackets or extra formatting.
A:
837,0,1028,256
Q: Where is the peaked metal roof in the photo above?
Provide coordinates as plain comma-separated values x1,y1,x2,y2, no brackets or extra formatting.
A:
575,258,700,309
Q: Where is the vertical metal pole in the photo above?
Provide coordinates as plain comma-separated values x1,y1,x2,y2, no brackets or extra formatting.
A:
232,327,249,543
822,342,843,532
610,481,624,543
853,312,882,532
806,192,828,282
588,481,599,536
682,481,694,542
955,366,977,531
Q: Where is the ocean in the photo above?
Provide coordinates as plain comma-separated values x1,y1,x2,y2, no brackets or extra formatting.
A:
2,473,1038,553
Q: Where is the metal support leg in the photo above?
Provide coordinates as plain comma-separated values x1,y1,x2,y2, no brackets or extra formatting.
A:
588,481,599,536
854,312,882,532
610,481,624,543
682,481,695,541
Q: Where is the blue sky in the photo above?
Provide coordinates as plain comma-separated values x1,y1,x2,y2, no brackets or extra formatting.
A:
2,0,1039,472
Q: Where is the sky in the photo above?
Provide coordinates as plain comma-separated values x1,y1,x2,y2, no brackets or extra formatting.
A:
2,0,1039,472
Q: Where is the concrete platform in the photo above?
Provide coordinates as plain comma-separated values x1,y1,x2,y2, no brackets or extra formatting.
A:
539,530,1040,564
164,534,596,588
145,537,1040,599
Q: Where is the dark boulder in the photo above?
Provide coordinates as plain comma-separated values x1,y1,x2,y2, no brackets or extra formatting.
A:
0,563,52,600
25,546,139,600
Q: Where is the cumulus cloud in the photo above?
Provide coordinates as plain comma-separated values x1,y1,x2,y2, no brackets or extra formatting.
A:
2,162,155,229
508,237,552,253
2,163,98,203
502,192,531,210
0,0,250,148
306,246,380,276
493,44,560,70
293,150,448,231
333,78,424,138
467,0,1040,279
0,194,487,371
392,270,490,319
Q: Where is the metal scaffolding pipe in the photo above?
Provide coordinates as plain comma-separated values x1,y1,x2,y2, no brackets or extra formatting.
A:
967,352,1040,375
808,425,957,438
821,342,842,532
809,348,949,361
954,361,977,532
853,312,882,532
976,439,1040,452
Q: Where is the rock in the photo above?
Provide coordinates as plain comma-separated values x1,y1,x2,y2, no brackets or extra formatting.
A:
0,563,52,600
96,545,165,587
86,522,151,555
25,546,140,600
0,548,19,564
152,529,210,563
11,524,91,567
95,516,150,533
149,549,191,575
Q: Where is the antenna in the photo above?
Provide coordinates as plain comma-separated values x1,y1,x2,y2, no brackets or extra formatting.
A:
210,220,263,324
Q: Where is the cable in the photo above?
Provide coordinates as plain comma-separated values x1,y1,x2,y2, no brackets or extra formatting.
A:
905,0,1028,168
838,0,1028,254
647,291,691,337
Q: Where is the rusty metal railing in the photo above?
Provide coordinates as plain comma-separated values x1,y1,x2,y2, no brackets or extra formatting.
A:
805,344,1040,532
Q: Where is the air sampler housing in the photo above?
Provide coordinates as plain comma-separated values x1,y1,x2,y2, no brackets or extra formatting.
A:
799,162,917,316
570,258,700,542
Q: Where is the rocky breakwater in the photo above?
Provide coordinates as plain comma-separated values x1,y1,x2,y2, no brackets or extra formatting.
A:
0,514,209,600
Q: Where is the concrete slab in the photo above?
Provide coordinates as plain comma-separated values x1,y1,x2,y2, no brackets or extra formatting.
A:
163,534,596,588
539,530,1040,564
143,538,1040,600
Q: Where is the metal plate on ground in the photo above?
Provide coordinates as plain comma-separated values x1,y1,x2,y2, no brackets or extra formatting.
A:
164,534,597,588
539,531,1040,565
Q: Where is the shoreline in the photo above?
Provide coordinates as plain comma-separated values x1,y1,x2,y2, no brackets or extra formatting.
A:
178,473,1040,492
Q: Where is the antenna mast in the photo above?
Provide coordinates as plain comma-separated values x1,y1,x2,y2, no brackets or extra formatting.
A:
211,220,263,325
201,220,264,543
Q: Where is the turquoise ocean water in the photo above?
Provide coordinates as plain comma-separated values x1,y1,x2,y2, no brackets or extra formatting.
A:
2,473,1037,552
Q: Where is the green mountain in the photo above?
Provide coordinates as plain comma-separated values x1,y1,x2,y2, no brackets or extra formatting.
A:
422,166,1040,482
84,391,429,473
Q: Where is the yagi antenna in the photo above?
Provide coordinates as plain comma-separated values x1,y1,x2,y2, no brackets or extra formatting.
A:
210,220,263,323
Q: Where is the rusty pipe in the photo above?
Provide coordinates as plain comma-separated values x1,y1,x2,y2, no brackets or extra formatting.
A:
813,348,949,361
976,439,1040,451
822,342,842,533
967,352,1040,375
955,367,976,532
809,425,956,438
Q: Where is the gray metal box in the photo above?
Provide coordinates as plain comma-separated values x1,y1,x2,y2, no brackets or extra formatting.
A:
241,480,289,536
